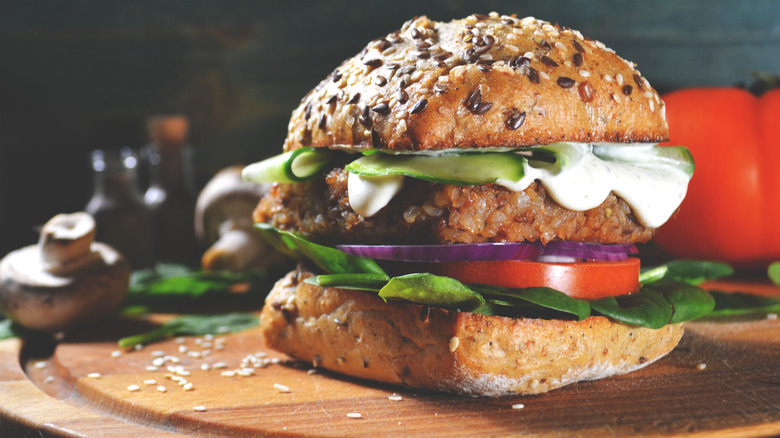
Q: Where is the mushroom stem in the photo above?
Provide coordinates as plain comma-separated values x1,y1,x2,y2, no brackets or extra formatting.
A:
38,212,101,276
201,227,268,272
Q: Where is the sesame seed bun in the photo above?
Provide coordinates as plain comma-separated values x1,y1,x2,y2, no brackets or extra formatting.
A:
261,267,684,396
284,13,668,152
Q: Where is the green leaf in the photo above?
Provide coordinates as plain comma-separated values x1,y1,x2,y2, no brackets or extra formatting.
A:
640,260,732,286
305,273,388,291
255,224,387,277
117,313,260,348
768,262,780,286
663,260,733,285
474,285,591,321
590,287,672,329
378,273,485,311
123,263,270,312
707,291,780,317
643,280,715,323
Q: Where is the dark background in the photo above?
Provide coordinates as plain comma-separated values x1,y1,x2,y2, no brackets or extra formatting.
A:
1,0,778,257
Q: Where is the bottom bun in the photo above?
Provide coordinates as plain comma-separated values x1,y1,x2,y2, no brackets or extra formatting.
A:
260,266,684,396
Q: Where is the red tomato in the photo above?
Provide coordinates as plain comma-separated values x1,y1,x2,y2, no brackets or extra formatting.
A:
420,258,640,300
654,88,780,267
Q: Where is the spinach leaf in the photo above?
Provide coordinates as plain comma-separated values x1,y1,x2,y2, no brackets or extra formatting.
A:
707,291,780,317
378,273,485,311
474,285,591,321
123,263,271,313
590,287,672,329
769,262,780,287
648,260,733,286
117,312,260,348
305,273,388,291
255,223,387,277
643,280,715,323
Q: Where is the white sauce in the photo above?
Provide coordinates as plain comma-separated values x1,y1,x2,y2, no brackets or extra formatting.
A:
348,172,404,217
347,143,690,228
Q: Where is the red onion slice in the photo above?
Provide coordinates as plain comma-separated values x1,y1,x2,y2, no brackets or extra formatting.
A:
541,241,638,261
336,242,543,262
337,241,637,262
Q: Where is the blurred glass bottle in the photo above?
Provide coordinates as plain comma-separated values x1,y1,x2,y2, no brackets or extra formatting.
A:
85,148,155,269
142,115,200,266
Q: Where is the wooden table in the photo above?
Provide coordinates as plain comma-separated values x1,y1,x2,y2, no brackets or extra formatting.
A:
1,282,779,437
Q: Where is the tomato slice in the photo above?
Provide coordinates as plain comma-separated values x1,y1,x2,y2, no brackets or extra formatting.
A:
420,258,640,300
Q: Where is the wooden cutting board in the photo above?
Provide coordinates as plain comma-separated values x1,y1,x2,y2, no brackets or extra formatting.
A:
1,282,780,437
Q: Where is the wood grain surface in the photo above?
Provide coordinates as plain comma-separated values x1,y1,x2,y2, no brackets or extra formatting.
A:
1,282,779,437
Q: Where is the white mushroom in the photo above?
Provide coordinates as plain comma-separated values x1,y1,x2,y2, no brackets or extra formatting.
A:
0,212,129,332
195,166,284,271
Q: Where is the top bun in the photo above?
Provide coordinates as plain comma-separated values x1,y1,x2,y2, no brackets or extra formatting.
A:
284,13,668,152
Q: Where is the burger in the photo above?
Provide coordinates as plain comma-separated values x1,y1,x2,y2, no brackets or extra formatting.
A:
242,13,707,396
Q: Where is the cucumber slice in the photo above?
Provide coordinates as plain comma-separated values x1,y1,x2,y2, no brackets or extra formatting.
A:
345,151,530,185
592,144,694,177
242,147,335,183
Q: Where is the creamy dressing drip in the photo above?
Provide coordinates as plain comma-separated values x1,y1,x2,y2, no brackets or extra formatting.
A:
347,143,690,228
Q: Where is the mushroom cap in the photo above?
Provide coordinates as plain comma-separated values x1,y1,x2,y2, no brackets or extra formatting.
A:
0,242,130,332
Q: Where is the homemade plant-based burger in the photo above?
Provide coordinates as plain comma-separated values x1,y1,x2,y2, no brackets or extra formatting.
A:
243,13,708,396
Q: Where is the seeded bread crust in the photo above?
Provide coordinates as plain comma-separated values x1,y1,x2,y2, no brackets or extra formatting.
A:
261,267,684,396
285,13,668,152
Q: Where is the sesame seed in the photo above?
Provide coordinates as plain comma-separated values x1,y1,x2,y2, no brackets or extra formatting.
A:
616,74,624,85
111,351,122,358
146,366,159,372
157,386,167,393
507,111,526,130
347,413,363,419
143,379,157,385
127,384,141,392
183,383,194,391
388,394,403,401
221,371,236,377
539,71,550,81
307,369,317,375
193,405,207,412
87,372,101,379
410,99,428,114
34,361,47,369
449,336,460,352
557,77,576,88
213,362,228,369
512,403,525,410
554,41,567,51
540,55,558,67
44,376,55,384
696,363,707,370
579,69,591,78
134,344,144,351
201,363,211,371
529,379,540,389
274,383,291,393
151,350,165,357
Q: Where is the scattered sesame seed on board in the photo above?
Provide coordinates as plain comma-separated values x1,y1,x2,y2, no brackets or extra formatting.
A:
347,412,363,419
143,379,157,385
697,363,707,370
111,351,122,358
157,386,167,393
193,405,207,412
388,394,403,401
127,385,141,392
512,403,525,410
87,372,101,379
274,383,291,393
